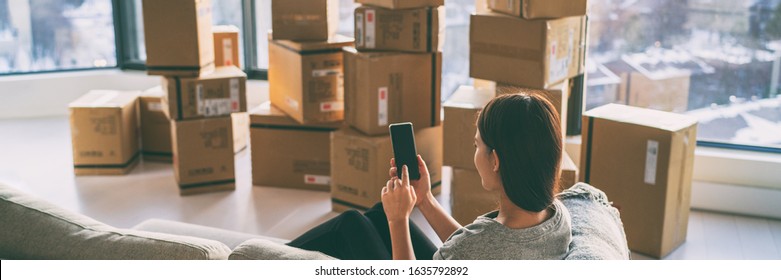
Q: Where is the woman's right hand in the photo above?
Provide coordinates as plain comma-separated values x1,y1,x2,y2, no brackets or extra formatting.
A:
390,155,432,206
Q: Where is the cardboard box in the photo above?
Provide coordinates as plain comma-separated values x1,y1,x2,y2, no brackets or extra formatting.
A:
162,66,248,120
171,117,236,195
496,79,570,140
579,103,698,258
354,6,444,53
344,47,442,136
356,0,444,9
250,102,341,191
232,112,249,154
560,151,578,191
213,25,241,68
268,35,353,124
69,90,140,175
142,0,214,77
271,0,339,41
488,0,588,19
443,85,495,170
451,152,579,225
331,126,443,212
470,13,586,89
450,168,499,225
140,86,172,162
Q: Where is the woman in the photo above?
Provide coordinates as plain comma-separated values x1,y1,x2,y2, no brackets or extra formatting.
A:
288,92,571,260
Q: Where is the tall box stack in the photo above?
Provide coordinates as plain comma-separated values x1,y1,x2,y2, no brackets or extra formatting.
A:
143,0,248,195
443,86,579,225
580,104,698,259
331,0,445,212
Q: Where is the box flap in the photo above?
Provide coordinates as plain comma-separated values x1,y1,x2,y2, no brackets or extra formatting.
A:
585,103,698,132
69,90,139,108
444,85,494,110
270,34,354,52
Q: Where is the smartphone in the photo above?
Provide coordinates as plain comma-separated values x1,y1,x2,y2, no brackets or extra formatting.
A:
389,122,421,180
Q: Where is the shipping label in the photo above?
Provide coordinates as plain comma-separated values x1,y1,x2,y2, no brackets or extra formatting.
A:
222,38,233,66
304,174,331,185
378,87,389,126
365,9,376,48
644,140,659,185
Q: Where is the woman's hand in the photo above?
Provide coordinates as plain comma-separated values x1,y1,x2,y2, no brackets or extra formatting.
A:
381,165,417,224
389,155,432,207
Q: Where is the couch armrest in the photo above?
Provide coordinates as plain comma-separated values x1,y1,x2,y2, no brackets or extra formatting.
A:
559,183,631,260
229,239,337,260
133,219,290,250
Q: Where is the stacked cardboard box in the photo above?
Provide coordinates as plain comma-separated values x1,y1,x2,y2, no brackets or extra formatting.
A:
69,90,141,175
143,0,248,195
580,103,698,259
249,102,341,192
258,1,353,194
139,86,172,162
331,0,444,212
443,86,579,224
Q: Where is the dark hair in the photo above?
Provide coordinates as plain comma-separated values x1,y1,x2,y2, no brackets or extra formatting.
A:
476,92,563,212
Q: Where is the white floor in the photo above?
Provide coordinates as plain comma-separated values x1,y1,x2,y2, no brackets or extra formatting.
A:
1,116,780,260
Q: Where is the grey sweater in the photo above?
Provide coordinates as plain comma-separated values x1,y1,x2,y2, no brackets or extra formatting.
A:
434,199,572,260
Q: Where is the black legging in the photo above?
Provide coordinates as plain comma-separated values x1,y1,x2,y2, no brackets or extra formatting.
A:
287,203,438,260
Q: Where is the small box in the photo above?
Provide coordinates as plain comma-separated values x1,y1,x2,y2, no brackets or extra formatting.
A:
213,25,241,68
162,66,248,120
355,0,444,9
488,0,588,19
232,112,249,154
140,86,172,162
271,0,340,41
354,6,444,53
344,47,442,136
69,90,140,175
142,0,214,77
451,152,579,225
443,85,495,170
580,103,698,258
470,13,586,88
497,79,570,140
268,35,353,124
249,102,341,191
331,126,442,212
171,117,236,196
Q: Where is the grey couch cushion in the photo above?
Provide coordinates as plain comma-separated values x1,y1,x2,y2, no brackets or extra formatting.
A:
133,219,290,249
560,183,631,260
0,183,232,260
229,239,336,260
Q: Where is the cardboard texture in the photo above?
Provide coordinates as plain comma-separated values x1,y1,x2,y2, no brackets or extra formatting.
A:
268,35,353,124
496,79,570,140
443,85,495,170
451,168,499,225
249,102,341,191
171,116,236,195
162,66,248,120
354,6,444,53
579,103,698,259
488,0,588,19
140,86,173,163
355,0,444,9
271,0,339,41
69,90,140,175
451,152,579,226
560,151,578,191
142,0,214,77
470,13,586,89
331,126,443,211
232,112,249,154
213,25,241,68
344,47,442,136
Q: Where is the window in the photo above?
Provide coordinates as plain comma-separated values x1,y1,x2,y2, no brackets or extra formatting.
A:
0,0,117,74
586,0,781,151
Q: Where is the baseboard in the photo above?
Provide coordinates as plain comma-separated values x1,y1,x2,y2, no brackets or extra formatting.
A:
691,181,781,220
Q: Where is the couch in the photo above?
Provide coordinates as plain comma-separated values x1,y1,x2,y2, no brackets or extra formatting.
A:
0,182,629,260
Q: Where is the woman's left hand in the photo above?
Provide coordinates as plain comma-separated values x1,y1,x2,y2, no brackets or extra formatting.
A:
381,165,417,224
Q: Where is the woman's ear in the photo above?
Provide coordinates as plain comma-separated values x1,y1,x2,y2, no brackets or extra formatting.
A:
491,150,500,173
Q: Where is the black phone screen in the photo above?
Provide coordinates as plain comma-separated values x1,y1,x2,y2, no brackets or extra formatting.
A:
389,122,421,180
